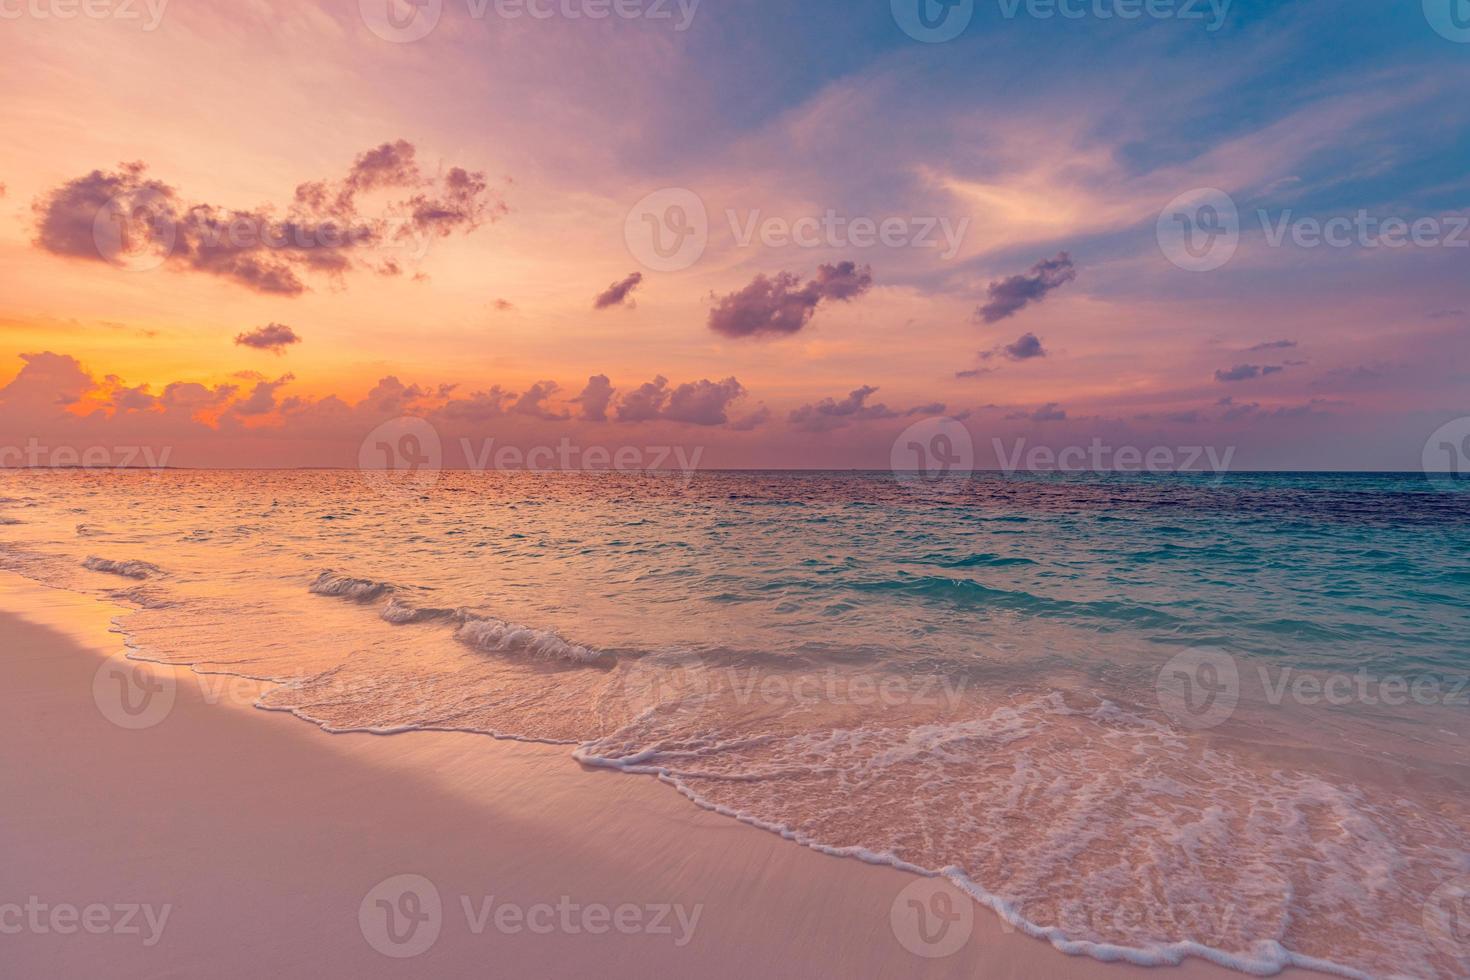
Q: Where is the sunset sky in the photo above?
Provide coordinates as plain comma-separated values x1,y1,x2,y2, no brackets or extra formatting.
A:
2,0,1468,469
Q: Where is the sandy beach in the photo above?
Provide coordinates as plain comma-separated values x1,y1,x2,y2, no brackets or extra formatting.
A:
0,571,1283,980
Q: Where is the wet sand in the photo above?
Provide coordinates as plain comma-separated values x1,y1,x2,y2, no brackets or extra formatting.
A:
0,572,1296,979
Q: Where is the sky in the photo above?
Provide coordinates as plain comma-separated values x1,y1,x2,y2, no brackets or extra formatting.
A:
1,0,1468,471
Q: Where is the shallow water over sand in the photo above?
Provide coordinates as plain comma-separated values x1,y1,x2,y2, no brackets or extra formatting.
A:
2,469,1466,977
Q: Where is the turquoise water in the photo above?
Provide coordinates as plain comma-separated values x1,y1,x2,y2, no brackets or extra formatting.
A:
1,469,1466,977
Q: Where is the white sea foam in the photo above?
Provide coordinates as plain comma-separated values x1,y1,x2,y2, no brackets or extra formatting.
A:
574,691,1467,979
379,597,457,624
308,570,393,602
82,556,162,579
455,612,607,665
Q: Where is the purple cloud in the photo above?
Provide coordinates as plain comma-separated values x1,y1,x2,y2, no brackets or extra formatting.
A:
615,376,671,422
978,332,1047,362
787,384,899,432
593,272,644,310
1215,364,1285,383
661,377,746,426
439,386,515,422
571,374,615,422
512,381,570,420
230,374,295,417
234,323,301,354
708,261,873,339
33,145,504,296
729,405,771,431
614,375,747,425
976,253,1076,323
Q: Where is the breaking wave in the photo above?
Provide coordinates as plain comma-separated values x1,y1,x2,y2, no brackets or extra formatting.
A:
309,570,394,602
82,556,162,579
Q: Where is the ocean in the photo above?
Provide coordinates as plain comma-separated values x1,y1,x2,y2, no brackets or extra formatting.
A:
2,468,1466,978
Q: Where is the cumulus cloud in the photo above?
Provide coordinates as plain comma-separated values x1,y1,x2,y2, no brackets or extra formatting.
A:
234,323,301,354
160,380,238,417
708,261,873,339
571,374,615,422
32,142,506,296
613,375,748,425
0,352,96,410
512,380,571,420
978,332,1047,363
976,253,1076,324
592,272,643,310
32,162,177,261
440,386,515,422
1003,333,1046,359
359,376,435,415
231,374,295,417
1246,339,1297,352
0,353,769,462
662,377,745,426
787,385,900,432
729,405,771,431
1214,364,1284,383
104,378,157,411
615,376,672,422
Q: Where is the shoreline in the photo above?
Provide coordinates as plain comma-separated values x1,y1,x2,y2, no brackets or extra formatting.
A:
0,572,1306,979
